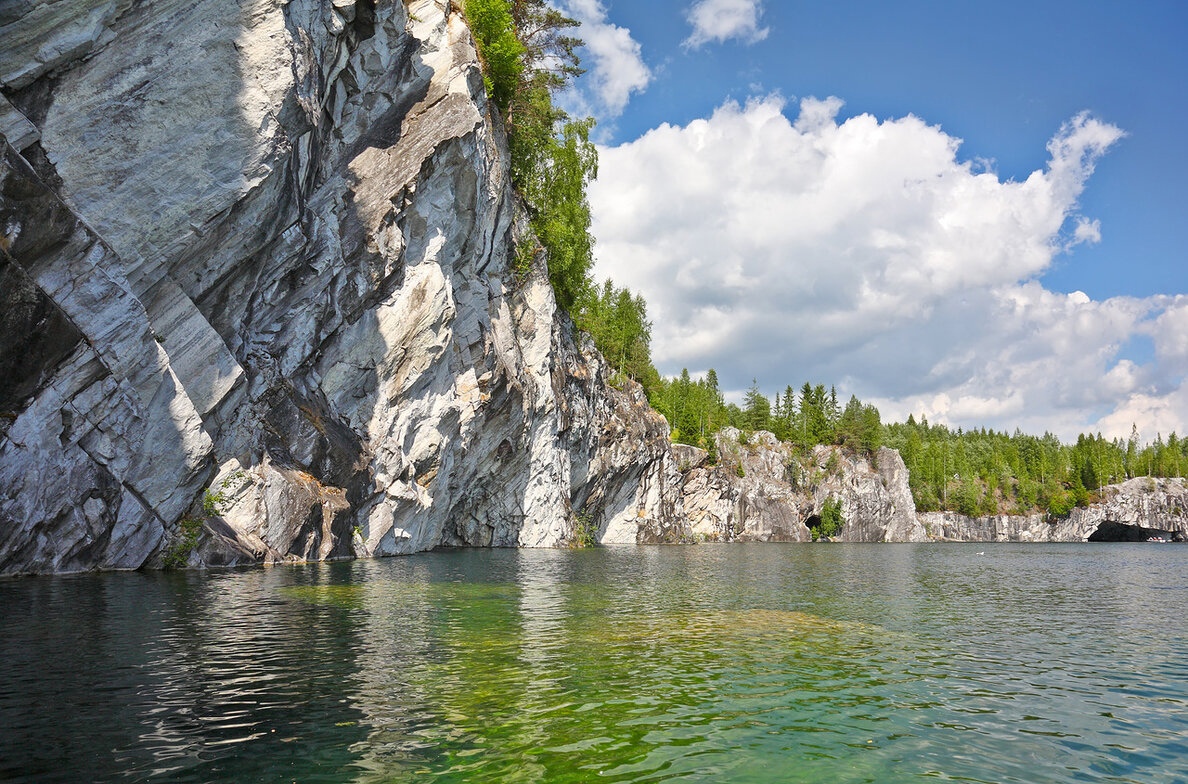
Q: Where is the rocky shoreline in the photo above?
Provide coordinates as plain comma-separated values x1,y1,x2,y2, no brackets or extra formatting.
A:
672,429,1188,546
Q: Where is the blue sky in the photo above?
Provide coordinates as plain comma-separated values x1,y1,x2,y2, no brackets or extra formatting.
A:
557,0,1188,440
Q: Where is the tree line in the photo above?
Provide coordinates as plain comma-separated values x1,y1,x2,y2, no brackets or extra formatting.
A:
463,0,659,390
462,3,1187,518
651,372,883,461
652,369,1188,517
883,419,1188,517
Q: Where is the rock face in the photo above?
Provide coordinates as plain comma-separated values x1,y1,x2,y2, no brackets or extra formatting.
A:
919,477,1188,542
0,0,681,574
680,428,925,543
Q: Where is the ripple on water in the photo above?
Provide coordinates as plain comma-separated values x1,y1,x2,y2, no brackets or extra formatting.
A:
2,545,1187,783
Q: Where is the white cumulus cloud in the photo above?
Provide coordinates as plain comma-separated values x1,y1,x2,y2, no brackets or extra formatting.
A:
683,0,769,49
1072,217,1102,245
589,94,1187,440
558,0,651,121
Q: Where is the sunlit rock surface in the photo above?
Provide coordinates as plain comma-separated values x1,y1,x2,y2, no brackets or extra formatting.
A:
919,477,1188,542
680,428,925,543
0,0,681,573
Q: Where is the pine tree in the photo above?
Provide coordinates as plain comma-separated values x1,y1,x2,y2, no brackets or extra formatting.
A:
743,379,771,433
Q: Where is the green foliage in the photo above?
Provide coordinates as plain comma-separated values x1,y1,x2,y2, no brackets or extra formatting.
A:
463,0,525,110
464,0,592,309
883,417,1188,517
572,511,599,548
785,383,840,447
202,489,225,517
466,0,582,113
654,374,889,463
464,0,659,388
521,117,598,311
651,368,725,449
514,239,538,276
706,433,719,465
577,279,658,395
836,394,882,454
742,380,771,432
912,480,941,513
1045,487,1076,518
163,517,203,569
953,478,981,517
783,458,803,490
813,496,844,540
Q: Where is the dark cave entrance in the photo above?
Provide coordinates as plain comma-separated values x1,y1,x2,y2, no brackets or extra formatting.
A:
1087,520,1183,542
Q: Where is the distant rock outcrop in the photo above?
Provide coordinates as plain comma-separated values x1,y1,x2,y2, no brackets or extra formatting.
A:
678,428,925,543
919,477,1188,542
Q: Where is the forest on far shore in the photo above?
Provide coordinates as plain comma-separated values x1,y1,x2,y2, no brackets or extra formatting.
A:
651,369,1188,518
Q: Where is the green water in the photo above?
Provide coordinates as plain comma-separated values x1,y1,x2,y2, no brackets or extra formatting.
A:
2,544,1186,782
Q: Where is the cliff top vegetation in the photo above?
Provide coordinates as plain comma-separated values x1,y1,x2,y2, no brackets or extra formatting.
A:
654,367,1188,519
461,4,1186,520
463,0,659,395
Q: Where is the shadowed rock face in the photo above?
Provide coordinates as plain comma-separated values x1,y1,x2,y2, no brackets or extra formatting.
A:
0,143,211,574
1087,521,1183,542
0,0,681,574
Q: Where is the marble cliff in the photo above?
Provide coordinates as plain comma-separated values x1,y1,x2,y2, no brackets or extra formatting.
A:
920,477,1188,542
0,0,693,574
675,428,924,544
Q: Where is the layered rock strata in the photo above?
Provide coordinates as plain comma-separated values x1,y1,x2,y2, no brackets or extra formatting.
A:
13,0,1165,575
0,0,681,574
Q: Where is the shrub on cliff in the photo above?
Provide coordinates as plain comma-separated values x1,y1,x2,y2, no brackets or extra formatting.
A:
463,0,658,388
813,497,844,540
575,279,659,394
462,0,593,309
462,0,524,110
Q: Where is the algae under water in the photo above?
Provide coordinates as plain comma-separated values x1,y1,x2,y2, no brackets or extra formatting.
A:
2,543,1186,782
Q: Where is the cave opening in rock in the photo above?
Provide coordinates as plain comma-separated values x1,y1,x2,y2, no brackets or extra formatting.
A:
1088,520,1182,542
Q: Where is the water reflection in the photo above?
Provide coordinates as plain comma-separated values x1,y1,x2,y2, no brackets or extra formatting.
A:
138,567,374,781
2,544,1187,783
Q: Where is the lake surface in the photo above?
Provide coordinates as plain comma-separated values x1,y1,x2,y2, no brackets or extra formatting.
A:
2,543,1186,783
